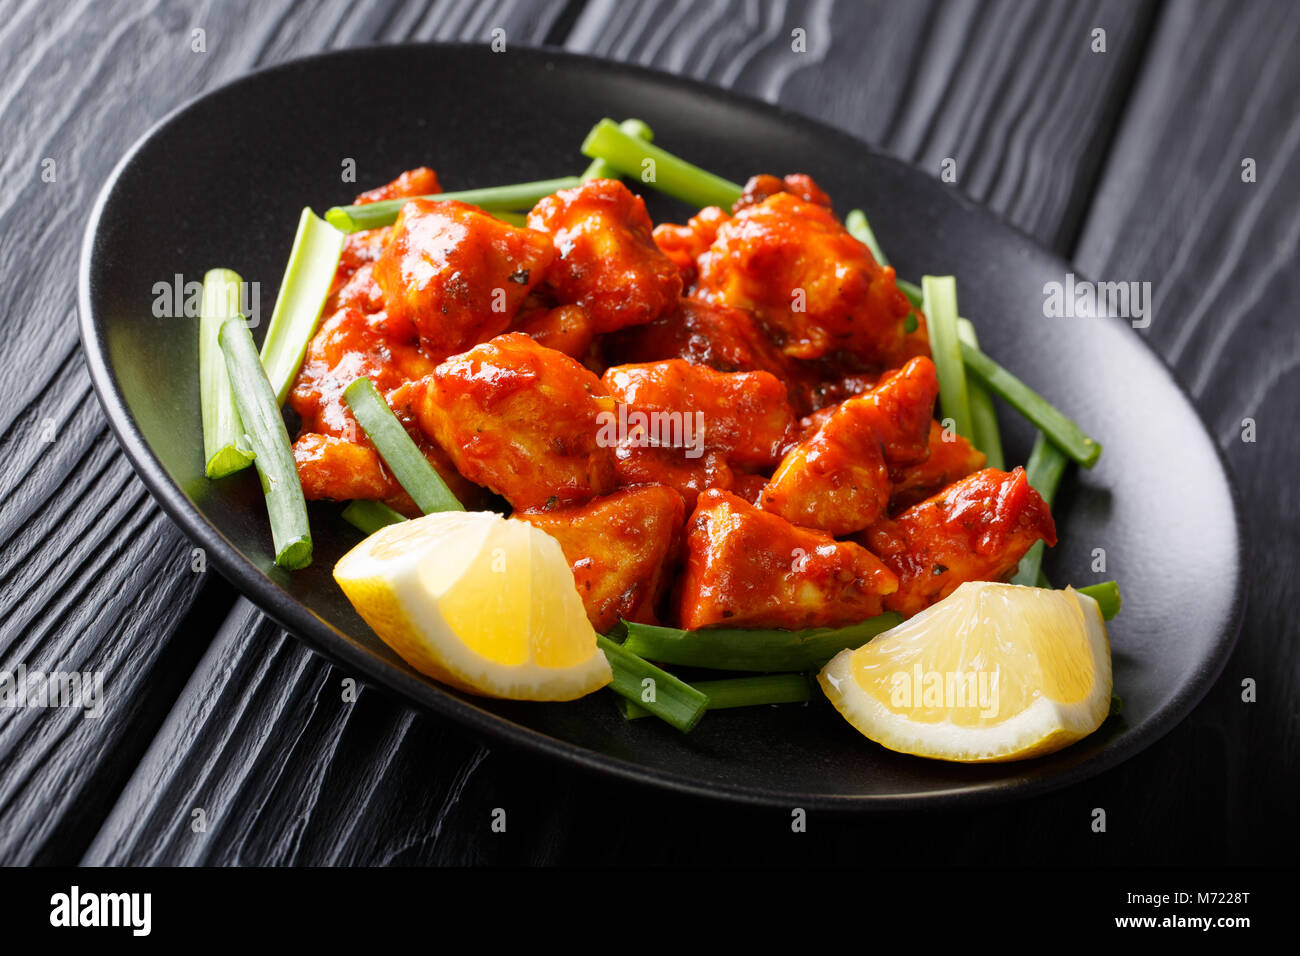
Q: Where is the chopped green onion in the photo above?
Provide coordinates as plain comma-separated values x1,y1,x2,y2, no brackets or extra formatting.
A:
343,378,464,515
199,268,255,478
1025,434,1070,508
260,208,345,406
843,209,889,266
580,118,743,209
843,210,920,332
960,341,1102,467
956,318,1005,470
621,612,902,672
324,177,582,233
1077,580,1121,620
218,316,312,569
842,209,925,332
597,635,709,733
897,278,924,310
1011,433,1069,585
922,275,973,441
582,119,654,180
342,499,409,536
618,673,812,720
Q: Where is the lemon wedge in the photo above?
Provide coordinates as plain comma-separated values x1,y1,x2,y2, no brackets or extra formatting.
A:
333,511,612,701
818,581,1111,762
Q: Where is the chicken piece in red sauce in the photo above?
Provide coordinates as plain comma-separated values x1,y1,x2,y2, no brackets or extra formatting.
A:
373,199,554,360
652,205,729,289
696,192,912,365
758,356,939,536
730,173,833,213
515,485,685,633
510,301,594,361
352,166,441,205
859,467,1057,617
400,332,618,512
677,489,899,630
887,421,987,513
527,178,681,333
600,359,794,508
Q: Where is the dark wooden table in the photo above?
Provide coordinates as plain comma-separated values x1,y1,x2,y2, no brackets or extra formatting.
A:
2,0,1295,866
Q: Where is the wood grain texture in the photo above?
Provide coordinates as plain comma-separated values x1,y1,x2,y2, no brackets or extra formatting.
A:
85,599,502,865
0,0,571,865
84,0,1287,868
1072,0,1300,856
567,0,1158,252
10,0,1295,865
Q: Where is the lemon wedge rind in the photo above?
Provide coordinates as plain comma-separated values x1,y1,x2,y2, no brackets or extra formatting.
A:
334,511,612,702
818,583,1112,763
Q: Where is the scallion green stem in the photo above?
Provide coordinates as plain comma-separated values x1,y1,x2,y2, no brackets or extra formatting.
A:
1011,433,1069,585
324,177,582,233
621,613,902,672
343,378,464,514
955,317,1005,470
218,316,312,569
597,635,709,732
582,119,654,180
580,118,743,209
843,208,889,266
922,275,973,441
260,208,345,406
1077,580,1121,620
341,499,409,536
843,210,920,332
619,673,811,720
199,268,256,478
897,278,924,310
960,341,1102,467
1024,432,1070,505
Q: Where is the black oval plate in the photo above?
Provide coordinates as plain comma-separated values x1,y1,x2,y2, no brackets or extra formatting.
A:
78,44,1244,809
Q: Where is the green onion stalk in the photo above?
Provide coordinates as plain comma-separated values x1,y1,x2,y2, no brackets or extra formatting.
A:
343,377,464,515
199,268,256,478
218,315,313,569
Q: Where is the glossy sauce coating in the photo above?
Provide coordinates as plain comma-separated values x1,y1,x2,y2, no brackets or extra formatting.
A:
527,178,682,333
861,467,1057,617
652,205,729,288
602,359,794,467
758,357,938,535
696,192,912,364
678,489,899,630
373,198,554,360
515,485,684,632
287,166,1062,628
407,332,618,511
888,421,987,512
730,172,833,212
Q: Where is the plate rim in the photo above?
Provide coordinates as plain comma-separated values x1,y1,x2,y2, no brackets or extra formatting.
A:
76,40,1247,811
